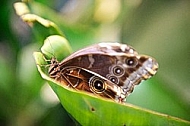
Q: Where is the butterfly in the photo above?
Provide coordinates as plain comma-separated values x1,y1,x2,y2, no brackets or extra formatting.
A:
48,42,158,102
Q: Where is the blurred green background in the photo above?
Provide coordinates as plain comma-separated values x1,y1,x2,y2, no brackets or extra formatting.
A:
0,0,190,125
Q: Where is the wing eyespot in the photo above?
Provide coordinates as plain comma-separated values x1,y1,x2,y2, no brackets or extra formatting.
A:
89,76,106,93
125,57,138,67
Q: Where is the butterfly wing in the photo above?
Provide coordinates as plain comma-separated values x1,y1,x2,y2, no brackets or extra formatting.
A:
49,64,125,101
59,43,158,96
62,42,138,63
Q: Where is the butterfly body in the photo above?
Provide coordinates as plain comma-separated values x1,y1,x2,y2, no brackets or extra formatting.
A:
48,42,158,102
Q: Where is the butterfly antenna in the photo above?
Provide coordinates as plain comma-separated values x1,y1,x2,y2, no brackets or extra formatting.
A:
42,38,56,63
47,38,56,59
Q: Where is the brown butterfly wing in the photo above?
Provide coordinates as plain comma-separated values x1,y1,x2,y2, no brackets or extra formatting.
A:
49,63,124,101
58,43,158,95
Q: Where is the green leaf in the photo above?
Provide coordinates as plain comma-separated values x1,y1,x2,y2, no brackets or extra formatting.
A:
33,43,190,126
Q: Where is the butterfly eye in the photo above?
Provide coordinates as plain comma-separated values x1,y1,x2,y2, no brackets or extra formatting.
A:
89,76,106,93
125,57,137,67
